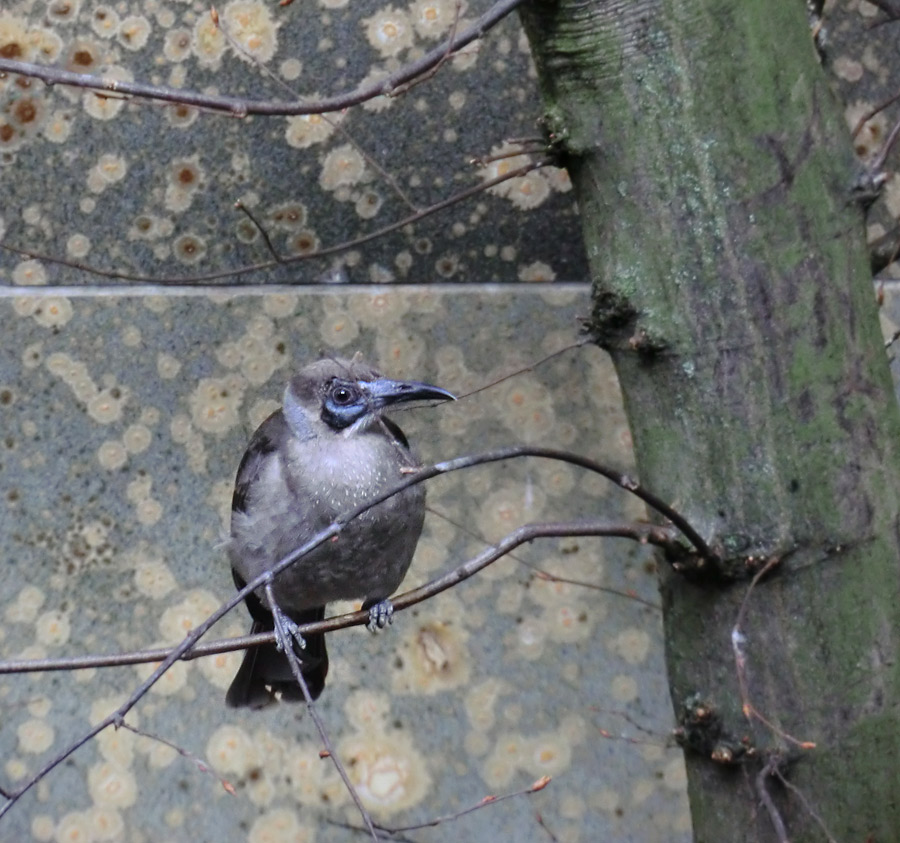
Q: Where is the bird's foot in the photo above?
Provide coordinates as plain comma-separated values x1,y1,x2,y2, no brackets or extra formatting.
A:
266,582,306,652
363,598,394,632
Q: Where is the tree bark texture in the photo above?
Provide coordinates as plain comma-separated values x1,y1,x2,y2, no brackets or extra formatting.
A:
521,1,900,840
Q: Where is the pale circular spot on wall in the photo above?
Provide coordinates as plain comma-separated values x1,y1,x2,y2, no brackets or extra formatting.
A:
88,761,138,808
189,375,246,433
158,589,221,640
163,28,192,62
123,423,151,453
17,718,54,753
117,15,150,51
54,811,93,843
134,559,177,599
66,233,91,258
89,6,118,38
284,110,340,149
527,731,573,777
206,724,260,775
393,621,470,694
362,8,413,58
97,439,127,470
464,678,507,731
481,732,523,787
318,311,359,347
339,731,431,813
97,724,136,766
87,387,125,423
136,497,162,525
43,109,73,143
279,57,302,80
519,260,556,282
223,0,280,64
83,68,131,120
192,13,226,68
197,647,241,689
833,55,863,82
6,585,45,624
35,610,70,646
249,808,314,843
32,297,73,328
135,657,188,695
355,190,382,219
611,673,638,703
30,814,54,840
13,259,47,286
157,353,181,379
86,807,124,841
611,627,651,664
319,143,367,191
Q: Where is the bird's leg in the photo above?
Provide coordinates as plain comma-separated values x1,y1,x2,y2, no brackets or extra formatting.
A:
362,597,394,632
265,579,307,652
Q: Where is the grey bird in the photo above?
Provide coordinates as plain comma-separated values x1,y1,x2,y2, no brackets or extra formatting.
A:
226,356,455,708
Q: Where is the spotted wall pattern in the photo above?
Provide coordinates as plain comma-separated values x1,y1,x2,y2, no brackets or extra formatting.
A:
0,289,693,841
0,0,586,287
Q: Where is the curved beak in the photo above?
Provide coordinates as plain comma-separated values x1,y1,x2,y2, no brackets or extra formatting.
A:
362,378,456,409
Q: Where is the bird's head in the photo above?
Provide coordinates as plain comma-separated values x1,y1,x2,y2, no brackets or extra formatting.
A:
283,357,455,439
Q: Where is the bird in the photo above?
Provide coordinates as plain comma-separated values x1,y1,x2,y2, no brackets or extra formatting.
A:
225,356,455,709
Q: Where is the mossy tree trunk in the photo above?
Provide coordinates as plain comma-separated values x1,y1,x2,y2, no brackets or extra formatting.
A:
521,1,900,840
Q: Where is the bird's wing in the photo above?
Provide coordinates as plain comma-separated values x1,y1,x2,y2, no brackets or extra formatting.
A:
231,411,288,515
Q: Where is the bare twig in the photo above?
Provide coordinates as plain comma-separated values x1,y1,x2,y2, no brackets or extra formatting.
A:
732,555,816,751
452,337,593,400
0,158,550,288
756,756,790,843
425,504,663,610
0,519,673,677
214,13,417,212
233,201,283,262
0,446,708,818
870,114,900,173
0,0,526,117
265,582,378,841
378,776,551,833
388,2,464,99
850,88,900,138
773,767,840,843
116,721,236,795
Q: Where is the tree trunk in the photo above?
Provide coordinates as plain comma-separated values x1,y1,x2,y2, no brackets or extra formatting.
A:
520,1,900,840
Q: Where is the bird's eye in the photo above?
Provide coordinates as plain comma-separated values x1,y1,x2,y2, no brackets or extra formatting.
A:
330,384,356,405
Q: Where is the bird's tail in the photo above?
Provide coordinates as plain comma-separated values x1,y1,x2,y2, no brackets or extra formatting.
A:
225,606,329,709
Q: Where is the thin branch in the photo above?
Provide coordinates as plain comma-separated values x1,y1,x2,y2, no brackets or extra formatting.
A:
388,2,464,99
233,201,282,262
871,114,900,173
0,445,708,817
0,519,673,677
850,88,900,138
425,503,663,610
266,582,378,842
453,337,593,401
0,0,526,117
732,555,816,751
0,158,550,287
214,13,418,212
116,721,236,795
756,756,790,843
377,776,550,833
773,767,840,843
